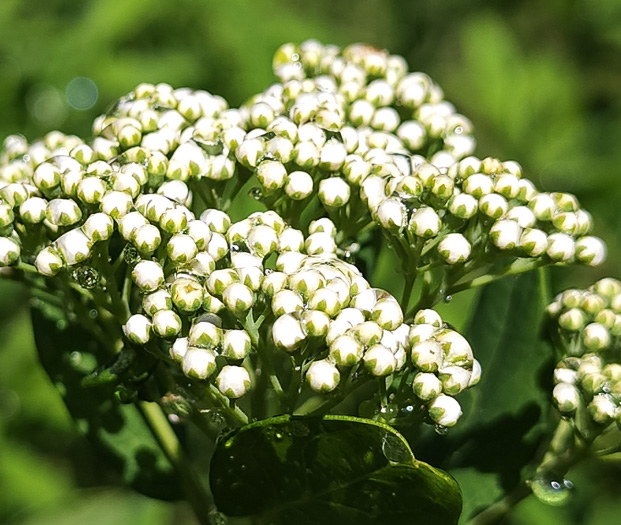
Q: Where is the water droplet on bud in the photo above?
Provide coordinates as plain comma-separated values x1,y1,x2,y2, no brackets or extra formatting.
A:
434,424,449,436
531,475,574,506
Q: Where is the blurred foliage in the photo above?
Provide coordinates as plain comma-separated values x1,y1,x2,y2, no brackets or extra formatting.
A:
0,0,620,523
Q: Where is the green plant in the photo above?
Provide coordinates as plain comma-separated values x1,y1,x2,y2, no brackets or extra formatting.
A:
1,40,618,524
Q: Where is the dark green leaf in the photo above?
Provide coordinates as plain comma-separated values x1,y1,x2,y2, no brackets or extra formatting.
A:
427,271,554,521
210,414,461,525
31,306,182,500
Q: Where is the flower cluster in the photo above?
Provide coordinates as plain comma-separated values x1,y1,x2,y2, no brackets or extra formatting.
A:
547,278,621,431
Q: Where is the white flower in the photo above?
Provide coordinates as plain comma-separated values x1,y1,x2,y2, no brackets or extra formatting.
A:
56,229,92,266
124,314,152,344
101,191,133,219
588,393,616,425
152,309,182,339
462,174,493,198
349,99,375,126
272,289,304,316
216,366,252,398
437,233,471,264
158,180,191,206
189,320,223,348
167,234,198,264
412,372,443,401
272,313,306,351
479,194,508,219
306,359,340,393
364,344,397,376
256,160,287,193
372,298,403,330
350,321,383,346
318,177,350,208
553,383,581,415
118,211,148,241
435,329,473,367
301,309,331,337
142,289,173,315
582,322,611,351
558,308,587,331
575,236,606,266
248,225,279,257
284,171,314,200
448,193,478,219
319,139,347,171
519,228,548,257
33,162,61,190
171,276,204,312
133,224,162,254
376,198,406,230
305,232,337,255
206,232,229,261
182,348,217,380
428,394,462,427
546,233,575,262
414,309,443,327
222,283,254,314
490,219,522,250
170,337,188,363
292,140,320,168
82,213,114,242
278,227,304,252
330,334,364,366
529,193,556,220
222,330,252,360
159,208,188,234
409,207,441,238
168,142,207,178
132,260,165,292
34,246,64,276
439,366,472,395
236,137,266,168
46,199,82,226
411,340,443,372
0,237,20,266
308,287,342,317
397,121,426,150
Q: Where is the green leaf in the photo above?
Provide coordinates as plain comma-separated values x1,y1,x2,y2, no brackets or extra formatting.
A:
430,271,554,521
210,414,461,525
30,305,182,501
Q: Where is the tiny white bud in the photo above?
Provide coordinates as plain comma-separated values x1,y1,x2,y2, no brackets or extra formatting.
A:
46,199,82,226
189,321,222,348
439,366,472,395
371,298,403,331
34,246,63,276
435,329,473,367
364,344,397,376
582,322,611,351
101,191,133,219
171,276,204,312
318,177,351,208
428,394,462,427
462,173,493,198
448,193,478,219
17,197,46,224
529,193,557,221
284,170,314,200
330,334,364,367
575,236,606,266
132,260,165,292
490,219,522,250
376,197,406,230
520,228,548,257
302,309,331,337
413,372,443,401
272,313,307,351
124,314,152,344
82,212,114,242
0,237,20,266
306,359,340,393
411,340,443,372
170,337,188,363
305,232,337,255
408,324,438,345
248,224,279,257
256,160,287,193
479,194,508,219
216,366,252,398
505,206,536,228
182,348,217,380
588,393,616,425
133,224,162,254
56,229,92,266
167,234,198,264
236,137,266,168
558,308,587,331
437,233,471,264
222,282,255,314
319,139,347,171
414,309,443,327
308,287,342,317
546,233,576,262
159,208,188,234
142,289,173,315
118,211,148,241
409,207,441,238
553,383,581,415
152,309,182,339
222,330,252,360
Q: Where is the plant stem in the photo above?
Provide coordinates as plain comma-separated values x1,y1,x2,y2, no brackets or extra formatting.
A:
465,482,532,525
138,401,214,525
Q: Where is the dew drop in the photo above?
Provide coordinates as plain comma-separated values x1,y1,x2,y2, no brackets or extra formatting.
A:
71,266,100,289
88,309,98,319
531,475,574,506
402,405,414,415
249,187,263,200
444,295,452,303
381,433,408,464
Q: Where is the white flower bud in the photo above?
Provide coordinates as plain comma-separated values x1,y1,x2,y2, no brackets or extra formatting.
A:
142,289,173,315
124,314,152,344
582,322,610,351
397,121,426,150
479,194,508,219
289,269,325,298
493,174,521,199
272,313,306,351
330,334,364,367
278,227,304,252
284,171,313,200
101,191,133,219
558,308,587,331
170,337,188,363
216,366,252,398
118,211,148,241
490,219,521,250
133,224,161,254
409,207,441,238
167,234,198,264
152,309,182,339
236,137,266,168
371,298,403,331
158,207,188,234
0,183,31,206
222,283,254,314
256,160,287,193
428,394,462,427
349,321,383,346
437,233,471,264
462,174,493,198
305,232,337,255
309,287,342,317
0,237,20,266
302,309,331,337
205,232,228,261
469,359,482,387
520,228,548,257
79,212,113,242
46,199,82,227
575,236,606,266
189,321,222,348
413,372,443,401
529,193,557,220
292,140,320,168
439,366,472,395
364,344,397,376
170,276,203,312
247,224,278,258
552,212,579,235
34,246,63,276
0,203,14,228
16,197,45,224
318,177,350,208
308,217,337,236
306,359,340,393
56,229,92,266
588,393,616,425
375,197,406,230
448,193,478,219
408,323,438,345
414,309,443,327
319,139,347,171
182,347,217,380
349,99,375,126
505,206,536,228
158,180,191,206
411,340,443,372
33,162,61,191
168,142,207,179
222,330,252,360
132,260,165,292
435,329,473,367
546,233,575,262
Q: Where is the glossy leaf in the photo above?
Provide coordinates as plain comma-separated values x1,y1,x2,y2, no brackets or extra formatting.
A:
31,305,182,500
210,414,461,525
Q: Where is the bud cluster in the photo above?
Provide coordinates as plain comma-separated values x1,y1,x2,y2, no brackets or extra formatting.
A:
547,278,621,431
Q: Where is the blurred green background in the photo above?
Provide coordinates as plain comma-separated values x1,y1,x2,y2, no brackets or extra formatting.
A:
1,0,620,523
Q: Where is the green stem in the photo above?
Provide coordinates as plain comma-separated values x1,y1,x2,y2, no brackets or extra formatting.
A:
465,482,532,525
138,401,214,525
